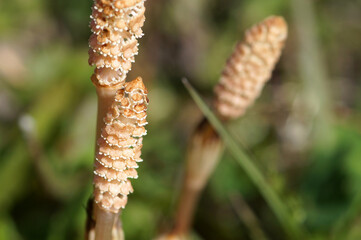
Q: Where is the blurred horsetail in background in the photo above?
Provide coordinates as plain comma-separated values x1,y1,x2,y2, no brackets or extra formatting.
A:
159,16,289,240
0,0,361,239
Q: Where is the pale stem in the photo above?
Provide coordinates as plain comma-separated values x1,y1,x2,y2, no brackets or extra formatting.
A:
172,119,224,236
94,83,122,144
172,182,201,235
94,204,118,240
112,216,125,240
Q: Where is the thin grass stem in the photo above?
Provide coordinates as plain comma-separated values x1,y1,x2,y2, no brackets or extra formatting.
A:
229,194,269,240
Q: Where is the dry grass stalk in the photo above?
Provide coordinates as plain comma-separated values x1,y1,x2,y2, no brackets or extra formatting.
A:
230,194,269,240
214,16,288,120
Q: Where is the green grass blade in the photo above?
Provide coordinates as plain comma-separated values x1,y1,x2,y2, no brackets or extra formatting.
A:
182,78,304,239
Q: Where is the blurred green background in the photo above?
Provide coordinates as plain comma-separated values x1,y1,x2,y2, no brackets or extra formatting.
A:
0,0,361,239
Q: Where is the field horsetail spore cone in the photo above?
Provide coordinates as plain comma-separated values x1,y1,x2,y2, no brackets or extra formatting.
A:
86,1,147,239
94,77,148,213
89,0,146,87
88,77,148,240
214,16,288,120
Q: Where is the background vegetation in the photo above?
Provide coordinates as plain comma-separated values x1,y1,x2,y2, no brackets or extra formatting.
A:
0,0,360,239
